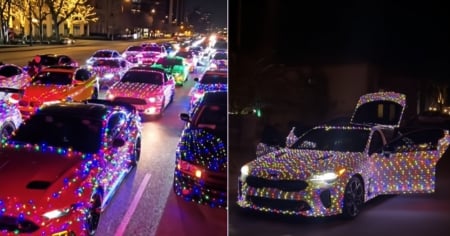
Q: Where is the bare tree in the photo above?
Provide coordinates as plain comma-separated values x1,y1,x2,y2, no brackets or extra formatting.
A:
45,0,84,40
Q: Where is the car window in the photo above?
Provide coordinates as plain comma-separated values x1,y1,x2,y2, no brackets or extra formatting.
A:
121,71,163,85
32,71,72,85
107,113,126,139
75,69,91,81
10,113,102,153
0,65,21,77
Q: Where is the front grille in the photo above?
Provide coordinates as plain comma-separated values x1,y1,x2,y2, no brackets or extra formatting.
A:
248,196,311,212
246,176,308,192
0,216,39,233
114,97,147,105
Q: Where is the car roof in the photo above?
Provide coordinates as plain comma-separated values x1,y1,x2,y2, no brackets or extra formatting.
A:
38,100,135,120
200,91,227,106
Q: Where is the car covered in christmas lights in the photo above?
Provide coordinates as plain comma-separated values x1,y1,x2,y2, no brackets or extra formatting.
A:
151,56,189,86
122,45,144,64
174,91,227,208
87,58,131,90
86,49,123,66
189,70,227,107
105,66,175,119
13,66,99,119
237,91,450,218
0,99,142,235
0,87,24,140
138,44,167,65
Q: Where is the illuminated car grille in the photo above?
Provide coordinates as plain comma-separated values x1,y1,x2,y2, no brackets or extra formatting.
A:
247,196,311,212
246,176,308,192
114,97,147,105
0,216,39,233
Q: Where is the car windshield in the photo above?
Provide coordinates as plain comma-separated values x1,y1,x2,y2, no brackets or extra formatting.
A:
143,46,161,52
213,53,227,60
32,71,72,85
10,113,102,153
93,59,121,68
121,71,163,85
193,104,227,141
126,46,142,52
175,51,192,58
93,51,113,57
156,57,183,67
291,128,370,152
201,75,227,84
40,56,60,66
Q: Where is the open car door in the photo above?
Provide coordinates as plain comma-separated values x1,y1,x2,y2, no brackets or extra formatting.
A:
368,128,450,196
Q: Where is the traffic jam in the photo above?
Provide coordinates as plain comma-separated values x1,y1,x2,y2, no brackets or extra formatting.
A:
0,34,227,236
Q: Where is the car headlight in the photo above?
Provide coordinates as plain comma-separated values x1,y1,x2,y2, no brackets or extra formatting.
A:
104,73,114,79
43,100,61,106
240,164,250,181
148,97,156,103
308,168,346,187
42,207,72,220
106,92,115,100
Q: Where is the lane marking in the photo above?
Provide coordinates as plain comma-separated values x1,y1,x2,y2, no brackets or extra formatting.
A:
114,173,151,236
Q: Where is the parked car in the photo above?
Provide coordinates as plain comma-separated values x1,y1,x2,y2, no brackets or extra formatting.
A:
14,66,99,119
237,91,450,218
122,45,144,64
174,91,227,208
105,66,175,120
0,99,142,235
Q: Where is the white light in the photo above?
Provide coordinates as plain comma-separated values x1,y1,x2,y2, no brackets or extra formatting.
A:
43,208,70,220
104,73,114,79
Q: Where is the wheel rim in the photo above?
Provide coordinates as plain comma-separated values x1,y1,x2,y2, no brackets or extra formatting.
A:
344,177,364,217
1,127,13,140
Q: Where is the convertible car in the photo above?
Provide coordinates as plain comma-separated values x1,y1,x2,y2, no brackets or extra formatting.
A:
13,66,99,119
151,56,189,86
237,91,450,218
0,100,142,235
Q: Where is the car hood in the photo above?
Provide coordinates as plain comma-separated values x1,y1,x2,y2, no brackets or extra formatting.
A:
177,127,227,172
0,148,83,200
22,84,71,101
108,82,162,98
248,148,361,180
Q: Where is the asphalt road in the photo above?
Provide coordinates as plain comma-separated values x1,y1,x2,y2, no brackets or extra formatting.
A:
0,40,227,236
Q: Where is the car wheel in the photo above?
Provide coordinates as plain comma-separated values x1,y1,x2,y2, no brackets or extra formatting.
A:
86,194,101,235
0,124,14,141
342,176,364,219
130,138,141,167
91,88,99,99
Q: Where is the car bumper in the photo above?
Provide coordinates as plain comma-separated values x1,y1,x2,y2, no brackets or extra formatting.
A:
173,169,227,208
237,179,345,217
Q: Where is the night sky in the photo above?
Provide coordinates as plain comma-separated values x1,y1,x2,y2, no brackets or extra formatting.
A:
231,0,450,76
186,0,227,28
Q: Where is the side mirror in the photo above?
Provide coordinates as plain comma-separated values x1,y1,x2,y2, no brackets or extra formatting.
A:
180,113,190,122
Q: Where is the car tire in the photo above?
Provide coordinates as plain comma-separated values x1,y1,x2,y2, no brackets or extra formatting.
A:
91,88,98,99
130,138,141,167
0,124,15,141
86,194,101,236
342,176,364,219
